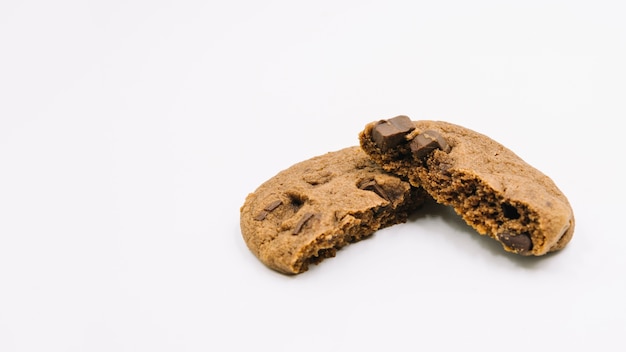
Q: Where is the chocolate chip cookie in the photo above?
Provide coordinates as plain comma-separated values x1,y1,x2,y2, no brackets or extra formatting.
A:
359,116,574,255
240,146,426,274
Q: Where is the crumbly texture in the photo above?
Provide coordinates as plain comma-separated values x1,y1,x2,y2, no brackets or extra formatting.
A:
359,118,574,256
240,146,426,274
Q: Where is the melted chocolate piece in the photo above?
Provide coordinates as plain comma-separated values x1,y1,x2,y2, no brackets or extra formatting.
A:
254,211,269,221
254,200,283,221
292,212,315,235
497,233,533,253
410,130,451,160
371,115,415,151
358,179,390,202
265,200,283,212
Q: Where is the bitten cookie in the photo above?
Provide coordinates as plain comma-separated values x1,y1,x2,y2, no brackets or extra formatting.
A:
359,116,574,256
240,146,426,274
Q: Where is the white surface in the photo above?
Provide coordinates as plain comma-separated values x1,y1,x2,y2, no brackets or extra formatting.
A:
1,1,625,351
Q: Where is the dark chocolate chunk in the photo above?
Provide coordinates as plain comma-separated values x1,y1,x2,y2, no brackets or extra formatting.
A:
358,179,390,202
293,212,315,235
254,200,283,221
410,130,451,160
371,115,415,151
264,199,283,212
254,211,269,221
497,233,532,253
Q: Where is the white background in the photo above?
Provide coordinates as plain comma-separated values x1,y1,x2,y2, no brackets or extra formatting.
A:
1,1,625,351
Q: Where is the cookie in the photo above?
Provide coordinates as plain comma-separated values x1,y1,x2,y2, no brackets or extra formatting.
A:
359,116,574,256
240,146,426,274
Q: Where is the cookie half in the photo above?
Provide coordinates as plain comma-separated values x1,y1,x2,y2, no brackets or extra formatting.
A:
240,146,425,274
359,116,574,256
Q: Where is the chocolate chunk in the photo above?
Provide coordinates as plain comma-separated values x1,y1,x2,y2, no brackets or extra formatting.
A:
410,130,451,160
264,200,283,212
293,212,315,235
254,200,283,221
371,115,415,151
358,179,390,202
497,233,533,253
254,211,269,221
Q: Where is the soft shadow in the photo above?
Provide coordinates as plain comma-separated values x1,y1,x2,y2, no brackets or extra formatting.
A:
408,197,562,269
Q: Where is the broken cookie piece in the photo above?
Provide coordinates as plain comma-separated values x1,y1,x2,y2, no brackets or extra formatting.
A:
359,117,574,256
240,146,426,274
